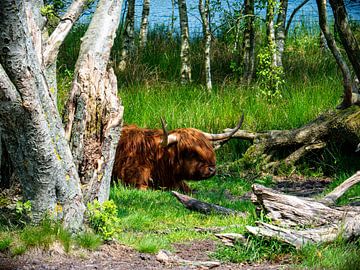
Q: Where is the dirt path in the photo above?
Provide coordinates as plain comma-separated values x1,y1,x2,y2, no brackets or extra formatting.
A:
0,240,288,270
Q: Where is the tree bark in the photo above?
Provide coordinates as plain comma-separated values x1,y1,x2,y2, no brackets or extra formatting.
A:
178,0,192,84
139,0,150,49
172,191,245,216
63,0,124,204
0,0,85,231
266,0,277,68
329,0,360,83
43,0,88,67
275,0,288,68
225,106,360,172
316,0,353,108
246,183,360,248
199,0,212,91
118,0,135,71
242,0,255,83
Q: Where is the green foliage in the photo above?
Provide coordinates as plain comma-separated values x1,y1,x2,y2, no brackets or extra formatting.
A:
86,200,121,240
257,45,285,102
297,240,360,270
76,232,102,250
15,200,32,225
0,236,12,251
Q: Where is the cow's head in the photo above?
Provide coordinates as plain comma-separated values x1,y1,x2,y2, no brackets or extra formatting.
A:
160,114,244,181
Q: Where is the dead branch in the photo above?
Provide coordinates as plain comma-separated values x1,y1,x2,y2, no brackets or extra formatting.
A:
171,191,246,217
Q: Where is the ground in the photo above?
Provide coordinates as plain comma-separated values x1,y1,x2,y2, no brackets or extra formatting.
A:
0,177,333,270
0,240,287,270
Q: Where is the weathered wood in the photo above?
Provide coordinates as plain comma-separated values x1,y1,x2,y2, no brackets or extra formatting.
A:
215,233,247,246
156,250,221,269
323,171,360,205
224,106,360,172
246,182,360,248
172,191,245,216
63,0,124,204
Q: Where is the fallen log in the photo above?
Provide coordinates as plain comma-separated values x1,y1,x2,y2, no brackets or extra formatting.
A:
171,191,246,217
246,172,360,248
223,106,360,172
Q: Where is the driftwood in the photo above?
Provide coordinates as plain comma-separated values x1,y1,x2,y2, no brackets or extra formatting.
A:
223,106,360,172
172,191,246,217
156,250,221,269
245,174,360,248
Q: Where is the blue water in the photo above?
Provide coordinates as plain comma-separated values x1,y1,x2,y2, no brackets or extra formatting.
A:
132,0,360,35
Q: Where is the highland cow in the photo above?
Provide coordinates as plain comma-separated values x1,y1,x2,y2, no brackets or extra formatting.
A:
112,115,244,192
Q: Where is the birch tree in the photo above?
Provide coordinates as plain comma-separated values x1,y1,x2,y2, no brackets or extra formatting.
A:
118,0,135,71
178,0,192,84
0,0,123,231
241,0,255,83
139,0,150,49
199,0,212,91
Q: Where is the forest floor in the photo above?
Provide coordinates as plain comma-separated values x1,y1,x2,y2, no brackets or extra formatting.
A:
0,177,332,270
0,239,288,270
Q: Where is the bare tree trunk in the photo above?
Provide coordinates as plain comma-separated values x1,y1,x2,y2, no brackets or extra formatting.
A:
242,0,255,83
199,0,212,91
266,0,277,68
275,0,288,67
63,0,124,204
140,0,150,49
316,0,353,108
178,0,192,84
43,0,87,67
118,0,135,71
329,0,360,83
0,0,85,231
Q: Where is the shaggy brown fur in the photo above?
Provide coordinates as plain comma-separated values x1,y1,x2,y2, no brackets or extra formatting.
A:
112,125,216,192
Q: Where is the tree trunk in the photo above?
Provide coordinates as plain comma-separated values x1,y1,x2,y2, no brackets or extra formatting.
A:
225,106,360,172
178,0,192,84
139,0,150,49
199,0,212,91
329,0,360,83
118,0,135,71
242,0,255,83
316,0,353,108
63,0,124,204
275,0,288,68
266,0,277,68
0,0,85,231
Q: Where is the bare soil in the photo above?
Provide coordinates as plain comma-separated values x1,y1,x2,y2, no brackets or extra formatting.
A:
0,239,289,270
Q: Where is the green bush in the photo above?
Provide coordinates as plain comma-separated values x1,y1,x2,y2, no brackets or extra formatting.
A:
86,200,121,240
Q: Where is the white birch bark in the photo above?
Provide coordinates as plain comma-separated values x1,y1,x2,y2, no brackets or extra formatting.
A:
118,0,135,71
199,0,212,91
139,0,150,48
275,0,288,67
178,0,192,84
63,0,124,204
43,0,88,67
266,0,277,68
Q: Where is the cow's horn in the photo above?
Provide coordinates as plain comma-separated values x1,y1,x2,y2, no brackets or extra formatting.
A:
161,117,178,147
202,113,244,141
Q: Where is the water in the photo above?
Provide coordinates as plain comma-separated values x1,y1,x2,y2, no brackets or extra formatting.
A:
132,0,360,35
